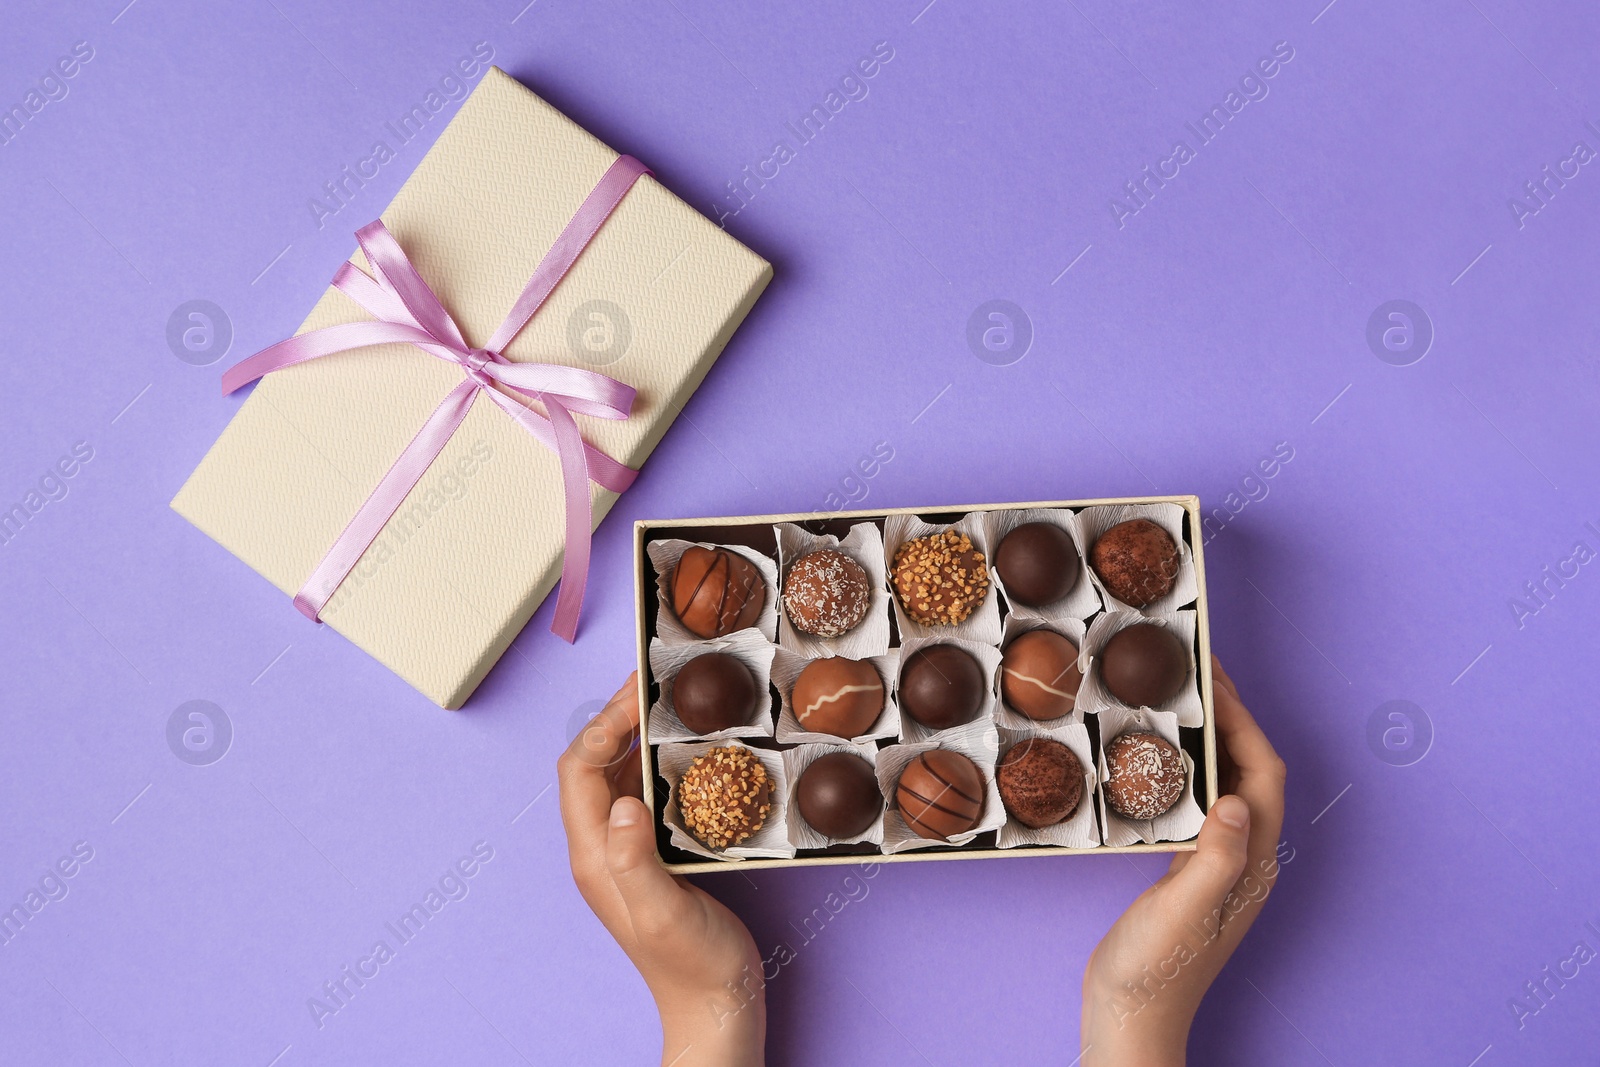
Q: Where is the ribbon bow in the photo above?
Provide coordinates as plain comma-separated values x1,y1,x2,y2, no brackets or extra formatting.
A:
223,155,652,642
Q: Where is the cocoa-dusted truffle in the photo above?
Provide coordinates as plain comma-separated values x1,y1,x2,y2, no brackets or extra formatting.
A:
792,657,884,739
891,530,989,626
1090,519,1180,607
678,745,773,850
671,546,767,639
1100,624,1188,708
1000,630,1082,721
796,752,882,840
895,749,985,840
671,652,759,735
898,644,986,731
997,738,1084,828
783,549,871,637
1103,731,1185,820
995,522,1080,607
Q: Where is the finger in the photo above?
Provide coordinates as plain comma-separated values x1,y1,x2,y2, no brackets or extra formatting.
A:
559,673,641,862
1210,654,1239,700
1163,794,1252,916
1211,673,1283,785
606,796,691,940
608,743,644,802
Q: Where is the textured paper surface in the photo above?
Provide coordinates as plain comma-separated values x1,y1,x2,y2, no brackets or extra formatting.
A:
171,69,771,707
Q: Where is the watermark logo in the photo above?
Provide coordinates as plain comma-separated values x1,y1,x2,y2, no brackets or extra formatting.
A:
566,299,632,367
565,697,631,769
1365,300,1432,367
166,300,232,366
967,299,1032,367
1365,700,1431,767
166,700,232,766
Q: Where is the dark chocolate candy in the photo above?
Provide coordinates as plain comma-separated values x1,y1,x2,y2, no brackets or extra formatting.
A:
1099,623,1188,708
898,644,986,731
995,521,1080,607
672,652,759,735
796,752,882,839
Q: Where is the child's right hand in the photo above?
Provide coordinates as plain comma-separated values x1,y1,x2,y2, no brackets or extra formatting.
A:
1080,657,1288,1065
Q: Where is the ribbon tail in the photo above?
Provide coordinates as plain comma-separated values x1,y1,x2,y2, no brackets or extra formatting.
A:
293,379,480,621
544,397,595,643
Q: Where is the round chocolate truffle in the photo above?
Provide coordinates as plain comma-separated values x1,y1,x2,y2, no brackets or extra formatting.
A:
1000,630,1082,721
898,644,986,731
671,546,767,639
895,749,986,841
678,745,773,850
995,522,1080,607
997,737,1084,828
783,549,872,637
792,657,885,739
891,530,990,626
1103,731,1185,820
671,652,759,735
1099,624,1188,708
797,752,882,840
1090,519,1180,607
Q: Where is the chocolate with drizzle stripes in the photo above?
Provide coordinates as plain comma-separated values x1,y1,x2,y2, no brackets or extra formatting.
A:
895,748,986,841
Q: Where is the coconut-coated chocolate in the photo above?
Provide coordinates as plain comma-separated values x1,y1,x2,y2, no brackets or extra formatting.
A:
672,652,759,735
895,748,985,840
1091,519,1180,607
1103,731,1184,820
997,737,1084,828
784,549,871,637
671,546,766,638
796,752,882,840
898,644,986,731
995,522,1080,607
1100,623,1188,708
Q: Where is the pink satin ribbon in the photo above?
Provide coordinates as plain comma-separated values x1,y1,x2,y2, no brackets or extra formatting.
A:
223,155,652,642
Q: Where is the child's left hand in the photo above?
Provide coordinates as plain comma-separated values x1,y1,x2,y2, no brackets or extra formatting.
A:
559,673,767,1066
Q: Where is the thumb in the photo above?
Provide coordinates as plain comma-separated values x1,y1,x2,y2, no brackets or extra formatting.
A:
605,796,686,938
1165,794,1251,917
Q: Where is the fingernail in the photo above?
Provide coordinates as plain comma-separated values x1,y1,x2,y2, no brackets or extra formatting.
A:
610,799,639,828
1215,795,1249,830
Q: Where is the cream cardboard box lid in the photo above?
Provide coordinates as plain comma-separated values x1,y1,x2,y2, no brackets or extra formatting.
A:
172,69,772,708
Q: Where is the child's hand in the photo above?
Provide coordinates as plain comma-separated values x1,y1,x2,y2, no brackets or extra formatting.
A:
558,673,767,1067
1081,657,1287,1066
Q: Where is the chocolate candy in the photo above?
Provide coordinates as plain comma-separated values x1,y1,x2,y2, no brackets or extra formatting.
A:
995,522,1080,607
898,644,986,731
1100,623,1188,708
1103,731,1185,820
1000,630,1082,721
792,657,884,739
784,549,871,637
796,751,882,839
997,737,1084,828
895,749,985,840
891,530,990,626
678,745,773,850
1090,519,1180,607
671,652,759,735
671,546,767,639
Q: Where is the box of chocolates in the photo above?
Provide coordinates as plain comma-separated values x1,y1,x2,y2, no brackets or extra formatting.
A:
632,496,1218,873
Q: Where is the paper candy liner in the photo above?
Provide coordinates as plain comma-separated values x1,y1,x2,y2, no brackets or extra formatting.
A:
647,631,776,744
982,507,1101,623
882,512,1003,646
894,635,1003,745
994,614,1089,730
1077,502,1198,615
995,721,1101,850
648,539,780,645
782,740,886,850
773,647,901,745
774,521,893,658
1078,609,1203,727
659,741,795,862
1095,706,1205,846
876,718,1004,854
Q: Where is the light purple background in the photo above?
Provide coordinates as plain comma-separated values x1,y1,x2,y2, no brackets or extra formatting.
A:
2,0,1597,1063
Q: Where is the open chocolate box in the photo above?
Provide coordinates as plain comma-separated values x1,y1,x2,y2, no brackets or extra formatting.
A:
633,496,1218,874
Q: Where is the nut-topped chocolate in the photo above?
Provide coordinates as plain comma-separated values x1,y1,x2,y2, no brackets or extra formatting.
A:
783,548,871,637
891,530,989,626
678,745,773,850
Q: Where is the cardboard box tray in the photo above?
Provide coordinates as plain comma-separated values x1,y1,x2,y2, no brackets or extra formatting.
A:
634,496,1218,874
